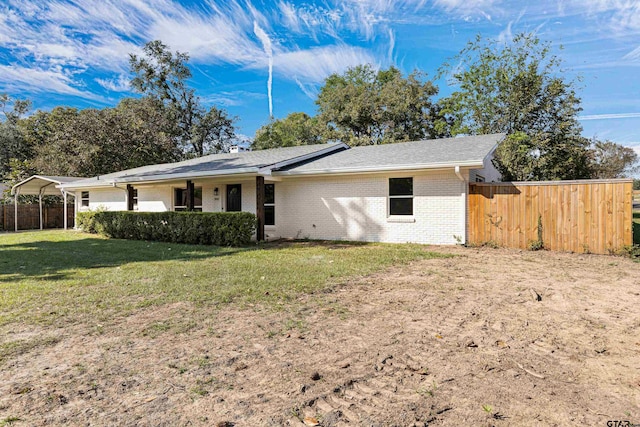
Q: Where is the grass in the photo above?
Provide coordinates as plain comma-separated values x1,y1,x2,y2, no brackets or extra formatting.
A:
0,230,448,328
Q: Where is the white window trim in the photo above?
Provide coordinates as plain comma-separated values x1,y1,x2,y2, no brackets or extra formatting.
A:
81,191,90,208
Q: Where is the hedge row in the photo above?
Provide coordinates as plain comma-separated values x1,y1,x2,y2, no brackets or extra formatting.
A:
77,211,256,246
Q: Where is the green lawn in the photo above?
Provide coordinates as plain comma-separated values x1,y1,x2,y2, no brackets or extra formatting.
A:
0,230,447,327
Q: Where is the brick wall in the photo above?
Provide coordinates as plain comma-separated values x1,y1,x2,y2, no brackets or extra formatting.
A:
272,170,468,245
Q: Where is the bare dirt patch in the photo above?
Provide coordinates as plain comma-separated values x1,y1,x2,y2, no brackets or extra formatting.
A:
1,247,639,426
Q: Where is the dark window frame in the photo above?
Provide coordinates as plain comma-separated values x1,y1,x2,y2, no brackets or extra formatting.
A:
388,177,413,216
264,183,275,226
174,186,203,212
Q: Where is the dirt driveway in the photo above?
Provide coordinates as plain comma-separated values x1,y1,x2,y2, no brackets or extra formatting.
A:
1,246,639,426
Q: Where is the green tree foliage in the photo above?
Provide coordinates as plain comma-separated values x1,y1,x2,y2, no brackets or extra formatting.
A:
316,65,442,146
252,112,323,150
634,179,640,190
19,98,181,177
440,33,590,181
588,139,639,179
0,94,32,179
130,40,236,156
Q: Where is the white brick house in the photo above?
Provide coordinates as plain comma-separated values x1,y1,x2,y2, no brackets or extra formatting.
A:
54,134,504,245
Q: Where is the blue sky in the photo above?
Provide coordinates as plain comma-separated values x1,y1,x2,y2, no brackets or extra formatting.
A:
1,0,639,156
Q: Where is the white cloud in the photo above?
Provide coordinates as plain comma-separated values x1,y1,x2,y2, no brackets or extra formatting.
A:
95,74,131,92
387,28,395,63
0,65,100,100
579,112,640,120
294,78,319,100
201,91,265,107
432,0,498,19
623,45,640,62
579,0,640,30
268,45,378,83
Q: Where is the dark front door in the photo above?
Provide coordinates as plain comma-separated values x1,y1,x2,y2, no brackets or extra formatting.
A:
226,184,242,212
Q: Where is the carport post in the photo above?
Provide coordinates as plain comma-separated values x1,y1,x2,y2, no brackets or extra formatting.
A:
63,191,68,230
14,188,18,232
39,189,43,230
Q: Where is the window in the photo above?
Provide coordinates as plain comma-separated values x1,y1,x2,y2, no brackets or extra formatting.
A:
174,187,202,211
389,178,413,216
132,189,139,210
264,184,275,226
81,191,89,207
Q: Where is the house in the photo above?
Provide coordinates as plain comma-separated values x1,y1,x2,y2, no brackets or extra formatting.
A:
57,134,504,245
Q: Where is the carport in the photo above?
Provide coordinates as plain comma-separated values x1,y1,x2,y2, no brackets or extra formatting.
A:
10,175,82,231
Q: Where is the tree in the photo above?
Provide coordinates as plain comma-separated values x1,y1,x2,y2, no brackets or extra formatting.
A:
316,65,442,146
19,99,182,177
130,40,236,156
634,179,640,191
252,112,323,150
439,33,590,181
0,94,32,179
589,139,639,178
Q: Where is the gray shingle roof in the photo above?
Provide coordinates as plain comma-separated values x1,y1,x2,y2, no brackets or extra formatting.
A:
276,134,504,174
63,143,345,187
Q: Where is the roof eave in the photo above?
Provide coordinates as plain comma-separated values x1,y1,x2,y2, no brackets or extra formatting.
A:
272,160,486,177
58,168,260,189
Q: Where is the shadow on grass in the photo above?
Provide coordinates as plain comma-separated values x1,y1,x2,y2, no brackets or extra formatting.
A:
0,234,393,283
0,236,250,282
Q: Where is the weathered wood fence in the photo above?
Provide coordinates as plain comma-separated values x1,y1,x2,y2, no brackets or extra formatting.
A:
0,204,74,231
468,180,633,254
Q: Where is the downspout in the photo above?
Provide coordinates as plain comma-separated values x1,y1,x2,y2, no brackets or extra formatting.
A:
454,166,467,244
112,183,129,209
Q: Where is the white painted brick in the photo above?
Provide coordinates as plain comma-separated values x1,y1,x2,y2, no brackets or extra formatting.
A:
272,171,467,245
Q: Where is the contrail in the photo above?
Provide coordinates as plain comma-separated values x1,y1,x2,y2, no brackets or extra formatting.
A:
253,21,273,119
388,29,395,64
579,112,640,121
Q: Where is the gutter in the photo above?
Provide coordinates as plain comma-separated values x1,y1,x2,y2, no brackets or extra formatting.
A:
272,160,485,177
58,167,261,190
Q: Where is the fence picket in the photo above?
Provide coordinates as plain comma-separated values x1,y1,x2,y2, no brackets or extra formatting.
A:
468,180,633,254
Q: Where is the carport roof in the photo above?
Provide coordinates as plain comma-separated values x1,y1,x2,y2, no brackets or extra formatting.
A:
11,175,85,196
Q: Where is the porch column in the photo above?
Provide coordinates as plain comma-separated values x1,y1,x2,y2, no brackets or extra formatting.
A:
186,180,195,211
126,184,135,211
256,176,265,241
14,189,18,232
63,191,68,230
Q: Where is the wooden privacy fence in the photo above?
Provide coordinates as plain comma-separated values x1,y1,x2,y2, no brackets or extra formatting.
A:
0,204,74,231
468,180,633,254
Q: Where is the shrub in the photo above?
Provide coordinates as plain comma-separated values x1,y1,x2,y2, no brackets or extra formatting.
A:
77,211,256,246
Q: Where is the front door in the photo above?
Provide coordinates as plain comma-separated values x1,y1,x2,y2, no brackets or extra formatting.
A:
226,184,242,212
